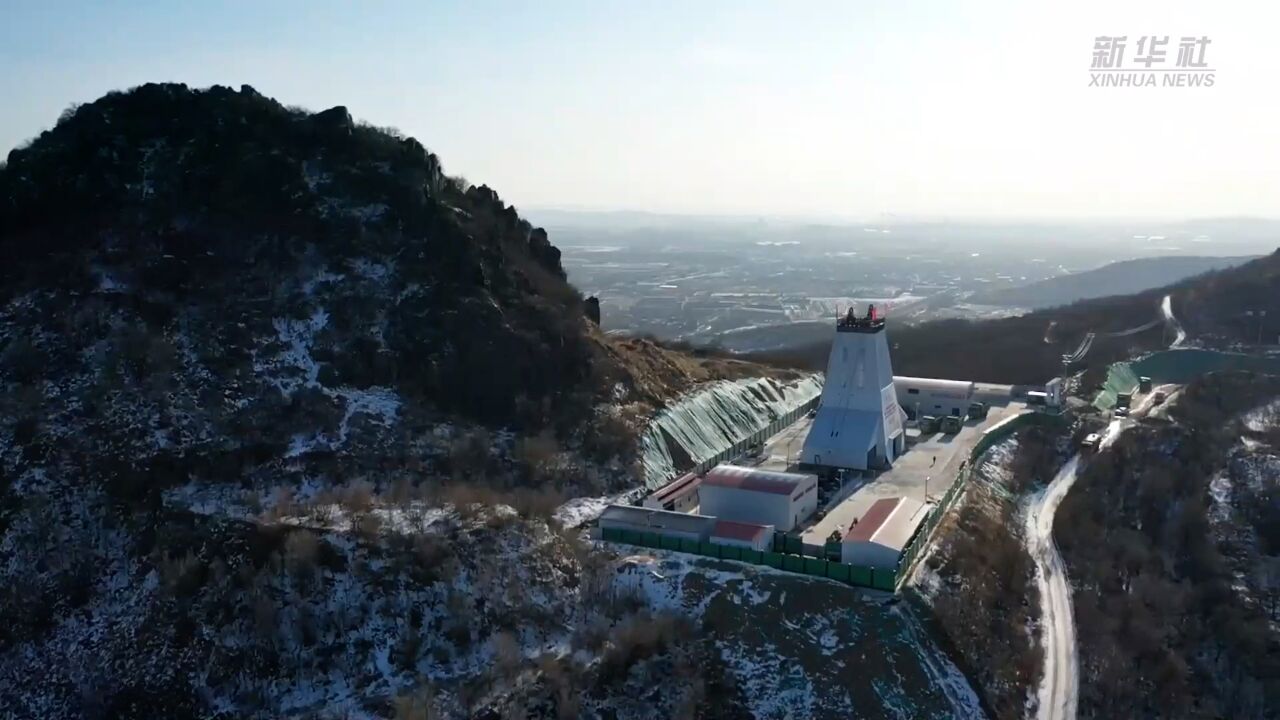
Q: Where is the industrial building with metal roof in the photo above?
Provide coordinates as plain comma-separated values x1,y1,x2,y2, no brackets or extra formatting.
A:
699,464,818,531
840,496,932,570
801,305,906,472
643,471,702,513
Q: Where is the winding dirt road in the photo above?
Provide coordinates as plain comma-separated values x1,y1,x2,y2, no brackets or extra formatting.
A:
1027,455,1081,720
1161,294,1187,348
1027,421,1125,720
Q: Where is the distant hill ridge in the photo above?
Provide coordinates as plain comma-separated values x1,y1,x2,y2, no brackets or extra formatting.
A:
749,248,1280,385
970,255,1256,309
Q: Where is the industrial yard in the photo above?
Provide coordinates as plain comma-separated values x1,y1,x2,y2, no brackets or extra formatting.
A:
779,397,1026,550
598,304,1054,590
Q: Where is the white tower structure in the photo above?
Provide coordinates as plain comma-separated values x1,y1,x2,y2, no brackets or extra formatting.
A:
801,304,906,472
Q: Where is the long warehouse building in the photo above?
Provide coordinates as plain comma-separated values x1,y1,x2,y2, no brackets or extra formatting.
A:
598,504,718,542
893,376,975,419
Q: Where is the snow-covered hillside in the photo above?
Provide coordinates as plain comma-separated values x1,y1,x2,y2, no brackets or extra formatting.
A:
0,84,856,719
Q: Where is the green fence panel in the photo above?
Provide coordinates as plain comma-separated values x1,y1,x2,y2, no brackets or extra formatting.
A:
871,569,896,591
783,555,805,572
601,527,621,543
826,563,851,582
720,545,742,561
616,529,638,545
639,531,659,548
698,541,718,557
679,538,699,553
763,552,784,568
849,565,873,587
743,549,764,565
803,558,827,576
659,535,681,551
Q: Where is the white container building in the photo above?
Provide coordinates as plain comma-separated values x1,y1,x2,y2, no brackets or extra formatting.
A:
894,376,976,419
698,464,818,532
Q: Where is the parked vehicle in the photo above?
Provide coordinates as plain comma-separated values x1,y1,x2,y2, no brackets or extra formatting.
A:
919,415,940,434
1081,432,1101,451
967,401,989,420
1114,407,1130,418
940,415,962,434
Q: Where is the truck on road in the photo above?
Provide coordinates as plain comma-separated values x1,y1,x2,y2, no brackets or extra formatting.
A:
967,401,989,420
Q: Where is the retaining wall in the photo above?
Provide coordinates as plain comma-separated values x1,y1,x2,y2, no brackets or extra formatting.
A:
640,375,823,488
602,525,898,592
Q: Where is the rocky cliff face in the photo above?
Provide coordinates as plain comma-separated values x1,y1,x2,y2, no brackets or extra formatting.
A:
1,83,604,436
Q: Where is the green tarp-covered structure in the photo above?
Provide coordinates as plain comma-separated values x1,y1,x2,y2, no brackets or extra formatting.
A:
1094,349,1280,410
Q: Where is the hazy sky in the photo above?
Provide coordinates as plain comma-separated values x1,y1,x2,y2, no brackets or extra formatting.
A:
3,1,1277,220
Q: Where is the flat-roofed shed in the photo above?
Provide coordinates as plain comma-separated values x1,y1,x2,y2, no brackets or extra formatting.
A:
598,504,717,542
710,519,774,551
841,496,932,570
643,472,703,513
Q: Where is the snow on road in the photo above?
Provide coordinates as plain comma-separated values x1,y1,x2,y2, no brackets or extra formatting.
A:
1027,455,1080,720
1161,294,1187,348
1027,420,1125,720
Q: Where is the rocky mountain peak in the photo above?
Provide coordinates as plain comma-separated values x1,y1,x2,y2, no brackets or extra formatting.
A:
1,82,597,437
